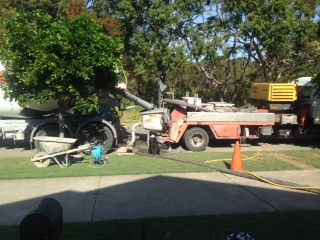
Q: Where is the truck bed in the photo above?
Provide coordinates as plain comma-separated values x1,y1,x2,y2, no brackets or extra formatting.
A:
186,112,275,124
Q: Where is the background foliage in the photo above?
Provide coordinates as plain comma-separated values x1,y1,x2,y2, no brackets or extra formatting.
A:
1,0,320,106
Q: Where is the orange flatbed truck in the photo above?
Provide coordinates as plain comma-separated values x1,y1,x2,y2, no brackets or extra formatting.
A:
142,99,275,152
141,79,320,152
168,108,275,152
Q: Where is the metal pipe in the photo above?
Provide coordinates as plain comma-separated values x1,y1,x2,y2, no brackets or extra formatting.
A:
114,89,154,110
128,122,142,147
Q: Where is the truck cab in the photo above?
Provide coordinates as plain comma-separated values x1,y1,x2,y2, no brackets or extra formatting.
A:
292,77,320,125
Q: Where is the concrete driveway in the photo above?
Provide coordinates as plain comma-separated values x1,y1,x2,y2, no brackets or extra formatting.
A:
0,171,319,225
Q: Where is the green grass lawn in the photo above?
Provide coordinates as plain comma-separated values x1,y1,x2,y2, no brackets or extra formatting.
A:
1,150,319,239
1,149,320,180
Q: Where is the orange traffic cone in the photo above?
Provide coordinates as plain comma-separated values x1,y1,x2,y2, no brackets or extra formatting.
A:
230,141,243,172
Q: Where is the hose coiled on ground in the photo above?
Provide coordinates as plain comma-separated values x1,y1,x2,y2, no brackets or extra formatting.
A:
137,152,320,194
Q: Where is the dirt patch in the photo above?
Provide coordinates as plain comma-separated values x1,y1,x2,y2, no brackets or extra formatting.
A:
267,152,315,170
242,153,271,164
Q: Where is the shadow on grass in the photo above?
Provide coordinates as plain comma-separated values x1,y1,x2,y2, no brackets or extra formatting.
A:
223,161,231,168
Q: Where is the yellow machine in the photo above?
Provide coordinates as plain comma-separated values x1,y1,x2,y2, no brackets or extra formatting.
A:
251,83,298,102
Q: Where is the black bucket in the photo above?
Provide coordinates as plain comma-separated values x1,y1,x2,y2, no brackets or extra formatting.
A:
20,198,63,240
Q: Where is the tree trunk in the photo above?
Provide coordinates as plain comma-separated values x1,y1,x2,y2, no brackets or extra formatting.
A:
58,107,65,138
57,96,69,138
56,94,73,138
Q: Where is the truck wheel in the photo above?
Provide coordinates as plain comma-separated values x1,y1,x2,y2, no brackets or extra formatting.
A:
34,124,59,151
34,124,71,151
183,127,209,152
33,152,51,168
102,127,114,151
79,123,114,152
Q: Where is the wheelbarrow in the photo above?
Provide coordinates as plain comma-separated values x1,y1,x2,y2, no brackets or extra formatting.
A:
31,136,91,168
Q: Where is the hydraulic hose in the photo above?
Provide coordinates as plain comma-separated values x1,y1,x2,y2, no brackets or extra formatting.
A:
242,171,320,191
204,143,272,164
137,152,320,194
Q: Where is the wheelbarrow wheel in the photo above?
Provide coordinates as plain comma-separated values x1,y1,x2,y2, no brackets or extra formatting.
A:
33,152,51,168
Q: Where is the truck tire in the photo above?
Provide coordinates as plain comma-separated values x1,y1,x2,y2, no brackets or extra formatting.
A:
34,124,59,152
183,127,209,152
102,126,114,151
78,123,114,152
34,124,72,151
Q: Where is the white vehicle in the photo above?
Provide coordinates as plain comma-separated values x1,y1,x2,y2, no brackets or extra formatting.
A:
0,64,154,151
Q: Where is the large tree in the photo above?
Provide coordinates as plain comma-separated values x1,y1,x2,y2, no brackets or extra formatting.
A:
0,11,123,136
1,0,317,109
310,20,320,95
0,0,18,48
90,0,205,104
233,0,319,81
181,0,319,103
74,1,320,106
0,0,64,47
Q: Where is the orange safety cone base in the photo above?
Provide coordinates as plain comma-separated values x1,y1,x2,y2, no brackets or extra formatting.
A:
230,141,243,172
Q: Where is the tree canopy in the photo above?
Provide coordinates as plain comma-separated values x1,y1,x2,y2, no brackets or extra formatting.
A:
0,10,123,135
89,0,319,104
1,0,320,106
